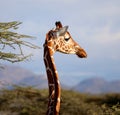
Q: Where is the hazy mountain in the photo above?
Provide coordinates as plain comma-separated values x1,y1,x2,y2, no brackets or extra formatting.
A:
0,65,68,89
73,77,120,94
0,65,47,89
0,65,120,94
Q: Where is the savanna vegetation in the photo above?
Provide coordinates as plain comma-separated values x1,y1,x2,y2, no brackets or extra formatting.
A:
0,86,120,115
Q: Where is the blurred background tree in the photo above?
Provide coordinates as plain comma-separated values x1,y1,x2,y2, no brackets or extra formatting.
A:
0,21,40,63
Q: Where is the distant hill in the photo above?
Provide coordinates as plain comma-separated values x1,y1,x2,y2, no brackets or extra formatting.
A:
0,65,68,89
0,65,120,94
73,77,120,94
0,65,48,89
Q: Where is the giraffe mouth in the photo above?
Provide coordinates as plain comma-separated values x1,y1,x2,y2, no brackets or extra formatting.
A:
76,48,87,58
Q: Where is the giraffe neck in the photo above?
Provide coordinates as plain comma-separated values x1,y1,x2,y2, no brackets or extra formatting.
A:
44,43,61,115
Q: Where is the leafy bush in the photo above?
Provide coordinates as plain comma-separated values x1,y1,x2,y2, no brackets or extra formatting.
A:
0,86,120,115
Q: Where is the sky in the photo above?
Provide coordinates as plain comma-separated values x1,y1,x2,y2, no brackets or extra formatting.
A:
0,0,120,86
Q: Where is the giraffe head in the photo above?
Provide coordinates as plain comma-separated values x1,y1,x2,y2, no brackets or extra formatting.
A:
45,21,87,58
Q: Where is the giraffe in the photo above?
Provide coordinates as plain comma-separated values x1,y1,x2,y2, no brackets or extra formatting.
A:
43,21,87,115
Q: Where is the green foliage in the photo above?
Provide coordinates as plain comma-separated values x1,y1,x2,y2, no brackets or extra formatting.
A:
0,86,48,115
0,86,120,115
0,21,40,63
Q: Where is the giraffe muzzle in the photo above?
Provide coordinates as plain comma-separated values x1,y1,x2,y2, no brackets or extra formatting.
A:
76,47,87,58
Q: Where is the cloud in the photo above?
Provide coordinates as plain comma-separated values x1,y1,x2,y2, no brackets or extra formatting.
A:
88,25,120,43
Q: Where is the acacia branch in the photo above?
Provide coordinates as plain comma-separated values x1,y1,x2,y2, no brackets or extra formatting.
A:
0,51,32,63
0,21,40,63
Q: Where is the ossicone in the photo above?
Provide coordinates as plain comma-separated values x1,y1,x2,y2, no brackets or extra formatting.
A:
55,21,63,28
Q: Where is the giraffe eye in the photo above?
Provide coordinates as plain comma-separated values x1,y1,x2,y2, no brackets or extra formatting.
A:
64,37,70,41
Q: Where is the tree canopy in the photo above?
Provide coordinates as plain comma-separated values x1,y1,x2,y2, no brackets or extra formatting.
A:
0,21,40,63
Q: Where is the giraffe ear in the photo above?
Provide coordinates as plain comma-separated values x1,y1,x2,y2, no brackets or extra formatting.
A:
56,26,68,37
